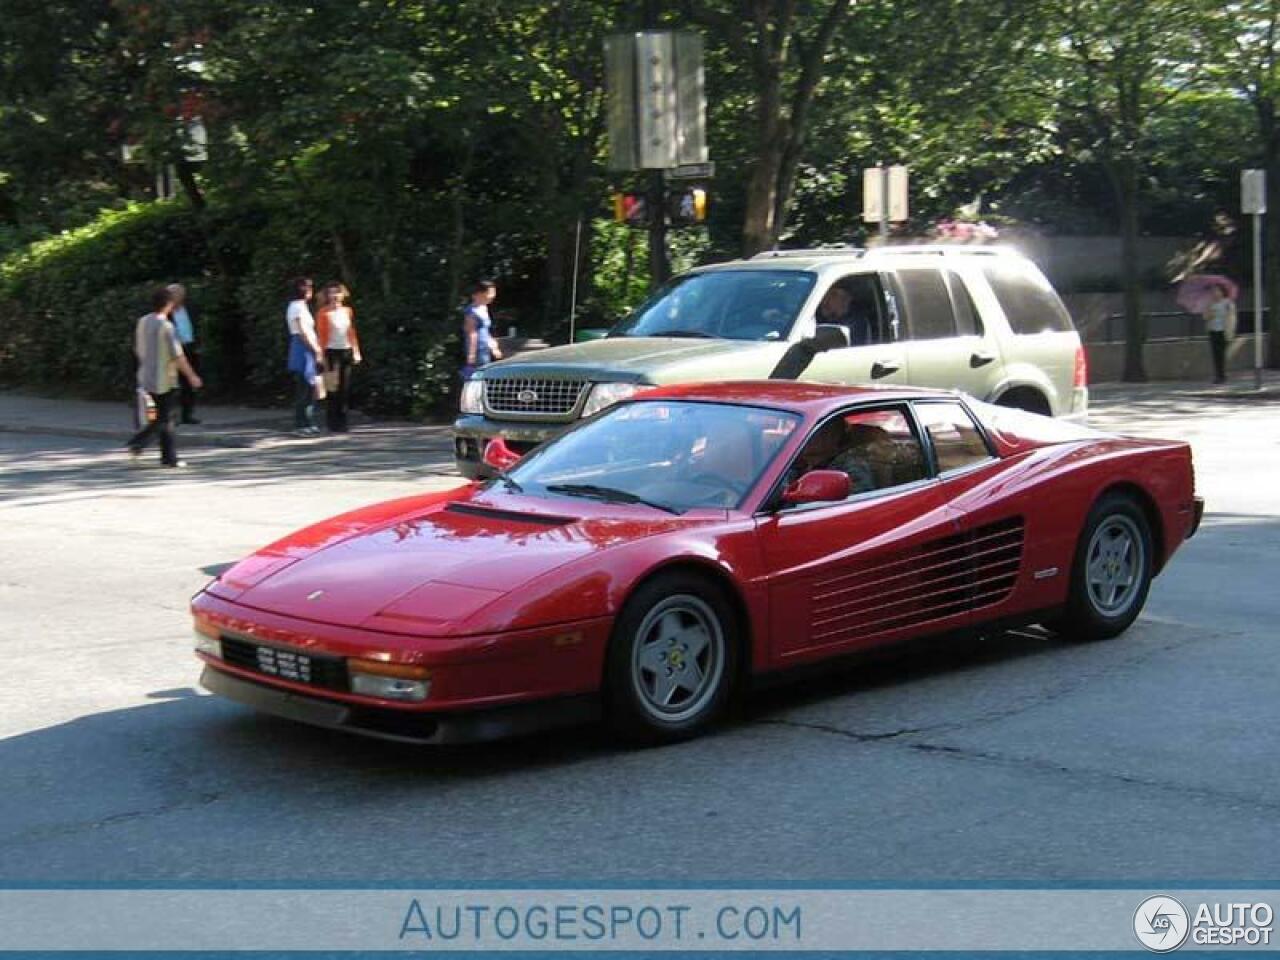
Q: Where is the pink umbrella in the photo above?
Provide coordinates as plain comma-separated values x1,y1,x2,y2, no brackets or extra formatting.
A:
1176,274,1238,313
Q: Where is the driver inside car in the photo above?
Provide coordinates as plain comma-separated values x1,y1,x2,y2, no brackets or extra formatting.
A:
786,418,876,495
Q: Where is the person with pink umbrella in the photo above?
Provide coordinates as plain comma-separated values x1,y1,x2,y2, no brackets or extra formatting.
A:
1203,282,1238,384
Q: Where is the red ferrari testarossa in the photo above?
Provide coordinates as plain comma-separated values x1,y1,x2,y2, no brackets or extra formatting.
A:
194,382,1201,744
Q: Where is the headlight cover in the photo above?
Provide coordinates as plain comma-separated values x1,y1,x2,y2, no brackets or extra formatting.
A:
581,382,640,418
460,379,484,414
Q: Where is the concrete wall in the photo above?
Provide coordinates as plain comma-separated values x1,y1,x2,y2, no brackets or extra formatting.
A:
1085,334,1270,382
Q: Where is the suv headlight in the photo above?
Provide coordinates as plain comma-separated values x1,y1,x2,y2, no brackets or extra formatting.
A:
581,382,640,418
460,379,484,414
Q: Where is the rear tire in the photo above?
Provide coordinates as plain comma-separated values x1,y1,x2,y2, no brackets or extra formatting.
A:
1054,492,1153,641
605,572,738,744
996,388,1052,416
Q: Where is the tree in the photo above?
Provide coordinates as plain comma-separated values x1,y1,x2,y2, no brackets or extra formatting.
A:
1045,0,1216,381
1209,0,1280,367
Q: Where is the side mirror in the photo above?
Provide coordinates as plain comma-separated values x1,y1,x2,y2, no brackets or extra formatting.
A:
482,437,522,472
781,469,851,505
812,323,851,351
768,324,851,380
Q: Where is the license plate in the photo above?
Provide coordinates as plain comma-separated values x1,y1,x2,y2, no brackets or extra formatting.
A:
255,645,313,683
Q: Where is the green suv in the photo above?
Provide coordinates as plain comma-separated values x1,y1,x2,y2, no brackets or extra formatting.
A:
454,245,1088,477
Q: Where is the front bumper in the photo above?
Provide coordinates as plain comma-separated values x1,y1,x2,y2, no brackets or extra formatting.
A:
202,665,600,744
452,414,568,478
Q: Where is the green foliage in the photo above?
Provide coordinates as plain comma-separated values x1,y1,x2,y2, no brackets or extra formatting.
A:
0,202,207,393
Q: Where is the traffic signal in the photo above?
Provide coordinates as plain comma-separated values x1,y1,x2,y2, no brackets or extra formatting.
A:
612,192,647,226
667,187,708,225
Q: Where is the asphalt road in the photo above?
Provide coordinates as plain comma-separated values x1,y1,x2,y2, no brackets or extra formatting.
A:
1,395,1276,883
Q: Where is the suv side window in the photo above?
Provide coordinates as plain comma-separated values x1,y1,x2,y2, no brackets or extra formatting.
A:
945,270,981,336
914,401,994,474
980,259,1074,334
895,268,957,341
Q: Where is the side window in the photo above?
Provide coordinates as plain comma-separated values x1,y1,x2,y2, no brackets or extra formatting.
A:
945,271,982,336
816,274,887,346
788,406,927,499
896,268,957,341
980,259,1075,334
915,401,994,473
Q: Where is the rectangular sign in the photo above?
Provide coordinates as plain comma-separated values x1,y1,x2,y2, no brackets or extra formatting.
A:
863,165,909,222
1243,168,1267,214
664,162,715,181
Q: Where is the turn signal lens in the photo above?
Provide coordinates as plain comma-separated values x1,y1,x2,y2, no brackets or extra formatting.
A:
193,616,222,659
1073,345,1088,387
348,658,431,702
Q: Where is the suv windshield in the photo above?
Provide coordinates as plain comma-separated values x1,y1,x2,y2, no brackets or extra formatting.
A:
610,269,816,341
503,400,802,511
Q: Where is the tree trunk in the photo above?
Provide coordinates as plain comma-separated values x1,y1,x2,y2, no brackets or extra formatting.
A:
1109,157,1147,382
743,132,784,257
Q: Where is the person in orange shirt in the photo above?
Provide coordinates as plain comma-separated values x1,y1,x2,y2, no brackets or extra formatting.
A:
315,281,362,432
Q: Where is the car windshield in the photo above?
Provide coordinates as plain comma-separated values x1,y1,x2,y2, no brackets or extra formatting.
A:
609,269,816,341
503,400,802,512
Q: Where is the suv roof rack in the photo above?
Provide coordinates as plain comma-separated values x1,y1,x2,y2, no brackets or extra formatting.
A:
750,246,866,260
872,244,1006,257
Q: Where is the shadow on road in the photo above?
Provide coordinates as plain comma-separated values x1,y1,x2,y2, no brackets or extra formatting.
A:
0,426,462,505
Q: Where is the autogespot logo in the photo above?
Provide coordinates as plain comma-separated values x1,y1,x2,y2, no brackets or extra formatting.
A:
1134,896,1190,952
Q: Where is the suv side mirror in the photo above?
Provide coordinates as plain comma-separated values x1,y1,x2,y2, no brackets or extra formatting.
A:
768,324,851,380
483,437,522,471
781,469,851,505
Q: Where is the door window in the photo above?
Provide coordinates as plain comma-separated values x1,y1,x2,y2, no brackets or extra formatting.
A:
816,274,888,346
896,268,958,341
786,406,927,499
914,401,993,473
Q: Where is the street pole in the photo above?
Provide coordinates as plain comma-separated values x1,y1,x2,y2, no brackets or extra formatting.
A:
879,165,889,241
1255,212,1264,391
569,216,582,344
649,170,669,289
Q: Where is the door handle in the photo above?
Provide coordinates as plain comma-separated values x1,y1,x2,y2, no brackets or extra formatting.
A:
870,360,900,379
970,351,996,368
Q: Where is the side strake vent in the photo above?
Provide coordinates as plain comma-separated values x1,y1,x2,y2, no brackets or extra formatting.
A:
811,517,1025,645
444,502,575,527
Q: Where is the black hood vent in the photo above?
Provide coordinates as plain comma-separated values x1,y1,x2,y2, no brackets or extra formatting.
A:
445,502,576,527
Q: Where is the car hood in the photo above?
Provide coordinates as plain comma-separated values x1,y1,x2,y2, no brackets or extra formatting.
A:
225,494,711,635
483,336,791,383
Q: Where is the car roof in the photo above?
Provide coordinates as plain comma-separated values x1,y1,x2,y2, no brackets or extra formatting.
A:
635,380,962,417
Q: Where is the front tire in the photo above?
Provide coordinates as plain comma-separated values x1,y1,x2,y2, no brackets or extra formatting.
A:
605,573,738,744
1055,492,1153,641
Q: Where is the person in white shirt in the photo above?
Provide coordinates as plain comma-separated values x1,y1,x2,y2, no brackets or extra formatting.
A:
1204,284,1237,384
316,281,362,432
285,277,323,433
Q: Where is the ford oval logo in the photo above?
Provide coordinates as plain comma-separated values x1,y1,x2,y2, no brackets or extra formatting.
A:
517,389,539,405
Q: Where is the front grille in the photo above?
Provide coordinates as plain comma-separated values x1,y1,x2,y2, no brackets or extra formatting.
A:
220,636,349,692
484,378,587,418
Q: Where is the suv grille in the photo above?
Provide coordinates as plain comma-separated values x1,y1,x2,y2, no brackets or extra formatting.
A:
484,378,587,419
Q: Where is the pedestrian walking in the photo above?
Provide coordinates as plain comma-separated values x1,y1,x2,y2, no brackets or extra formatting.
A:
126,286,202,467
1204,283,1237,384
285,277,323,434
316,281,361,432
168,283,201,424
461,279,502,380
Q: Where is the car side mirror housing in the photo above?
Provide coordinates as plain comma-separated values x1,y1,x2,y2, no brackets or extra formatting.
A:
812,323,851,351
768,324,852,380
483,437,522,472
781,469,851,506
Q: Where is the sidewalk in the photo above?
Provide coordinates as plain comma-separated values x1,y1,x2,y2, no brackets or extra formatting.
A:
2,375,1278,448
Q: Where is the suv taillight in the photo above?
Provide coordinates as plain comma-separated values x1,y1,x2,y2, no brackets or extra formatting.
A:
1073,345,1088,387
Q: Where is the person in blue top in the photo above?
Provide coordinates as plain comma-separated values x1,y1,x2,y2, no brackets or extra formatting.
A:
461,279,503,380
167,283,201,424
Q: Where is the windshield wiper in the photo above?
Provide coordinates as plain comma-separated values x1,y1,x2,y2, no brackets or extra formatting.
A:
492,471,523,494
545,483,682,515
649,329,722,339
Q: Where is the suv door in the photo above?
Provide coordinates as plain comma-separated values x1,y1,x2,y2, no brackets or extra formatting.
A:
889,265,1005,401
803,271,910,387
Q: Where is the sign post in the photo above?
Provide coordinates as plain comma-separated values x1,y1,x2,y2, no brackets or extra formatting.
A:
1243,169,1266,390
862,165,909,242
